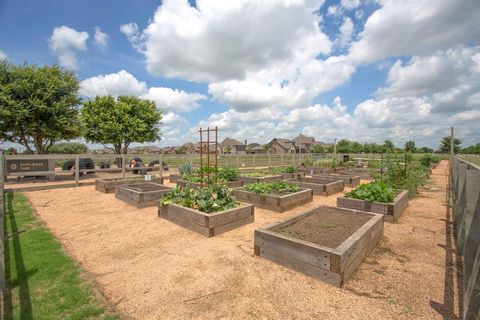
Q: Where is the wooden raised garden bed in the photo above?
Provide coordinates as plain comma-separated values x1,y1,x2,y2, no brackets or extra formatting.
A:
158,203,254,237
239,175,283,185
231,188,313,212
337,189,409,223
176,179,243,189
285,177,344,196
115,182,171,208
312,174,361,187
169,173,180,183
95,176,164,194
279,172,305,180
254,205,384,287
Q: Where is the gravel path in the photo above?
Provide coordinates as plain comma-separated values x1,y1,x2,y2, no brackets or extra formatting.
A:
25,161,460,319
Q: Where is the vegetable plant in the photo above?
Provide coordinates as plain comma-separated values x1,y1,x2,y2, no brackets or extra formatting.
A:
160,184,239,213
270,165,297,174
345,181,396,203
244,181,300,195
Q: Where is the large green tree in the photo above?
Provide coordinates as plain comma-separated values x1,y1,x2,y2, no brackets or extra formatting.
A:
439,136,462,154
0,61,82,153
404,140,416,153
81,95,162,154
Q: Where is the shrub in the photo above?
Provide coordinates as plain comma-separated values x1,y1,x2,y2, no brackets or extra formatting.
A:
419,154,440,167
160,184,239,213
49,142,88,154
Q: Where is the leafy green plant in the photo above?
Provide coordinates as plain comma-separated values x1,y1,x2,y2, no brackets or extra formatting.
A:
241,172,265,177
345,181,396,203
160,184,239,213
178,162,193,176
244,181,300,195
270,165,297,174
419,154,440,167
218,166,239,181
303,158,314,166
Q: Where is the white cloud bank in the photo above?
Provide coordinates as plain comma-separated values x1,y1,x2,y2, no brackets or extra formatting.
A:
49,26,89,70
349,0,480,63
80,70,207,113
116,0,480,147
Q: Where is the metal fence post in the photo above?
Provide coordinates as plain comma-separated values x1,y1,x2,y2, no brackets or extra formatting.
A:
121,154,126,179
253,154,256,170
74,155,80,186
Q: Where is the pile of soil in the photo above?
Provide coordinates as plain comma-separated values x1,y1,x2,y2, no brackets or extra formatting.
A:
274,207,371,248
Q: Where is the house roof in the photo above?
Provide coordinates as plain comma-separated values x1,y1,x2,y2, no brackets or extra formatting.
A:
220,137,243,146
182,142,195,148
268,138,295,150
247,143,261,148
292,134,315,145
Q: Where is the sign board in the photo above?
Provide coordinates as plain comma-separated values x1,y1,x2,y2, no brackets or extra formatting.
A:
6,159,49,173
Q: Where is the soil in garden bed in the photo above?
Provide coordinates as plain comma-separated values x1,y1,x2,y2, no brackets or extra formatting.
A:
125,183,164,192
273,207,372,248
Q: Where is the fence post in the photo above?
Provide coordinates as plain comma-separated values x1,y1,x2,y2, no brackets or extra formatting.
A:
0,152,5,292
463,168,480,320
121,154,126,179
281,154,284,166
253,154,256,170
74,155,80,186
236,154,239,169
159,153,163,178
268,154,271,167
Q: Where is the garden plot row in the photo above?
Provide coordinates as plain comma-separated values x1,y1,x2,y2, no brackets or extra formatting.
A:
93,170,411,288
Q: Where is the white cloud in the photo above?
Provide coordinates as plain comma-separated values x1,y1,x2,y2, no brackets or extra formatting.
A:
126,0,330,82
341,0,361,10
0,49,7,60
338,17,354,47
161,112,192,144
141,87,207,112
80,70,206,113
80,70,147,97
120,22,144,51
376,46,480,113
208,55,355,111
94,27,108,49
349,0,480,63
49,26,89,70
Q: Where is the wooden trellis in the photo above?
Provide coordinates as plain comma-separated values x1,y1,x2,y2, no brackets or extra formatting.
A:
198,127,219,184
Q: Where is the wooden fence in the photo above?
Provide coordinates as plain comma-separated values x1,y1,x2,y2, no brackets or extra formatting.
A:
451,156,480,319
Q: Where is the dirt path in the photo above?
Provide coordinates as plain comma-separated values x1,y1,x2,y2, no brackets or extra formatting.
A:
24,161,460,319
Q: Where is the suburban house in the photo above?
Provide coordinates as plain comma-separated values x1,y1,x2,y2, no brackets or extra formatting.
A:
219,138,247,154
182,142,196,154
246,143,267,154
266,138,296,154
131,146,162,154
292,134,315,153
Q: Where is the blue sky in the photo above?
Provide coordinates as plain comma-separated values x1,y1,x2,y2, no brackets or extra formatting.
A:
1,0,479,149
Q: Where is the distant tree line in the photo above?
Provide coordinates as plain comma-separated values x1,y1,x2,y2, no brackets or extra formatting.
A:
0,61,478,155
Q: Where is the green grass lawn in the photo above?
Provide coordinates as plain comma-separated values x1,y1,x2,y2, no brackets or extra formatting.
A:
3,192,117,320
460,154,480,166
